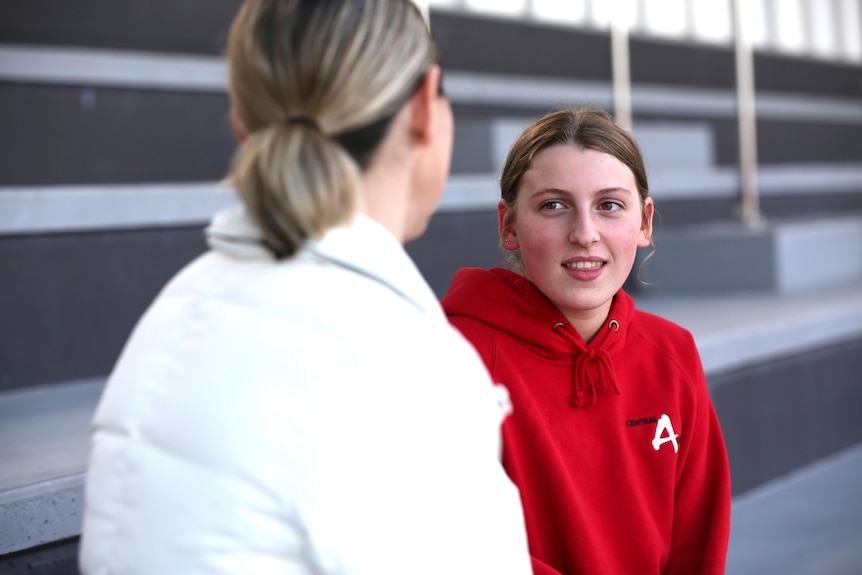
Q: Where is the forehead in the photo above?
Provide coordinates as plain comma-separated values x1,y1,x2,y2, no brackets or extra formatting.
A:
522,145,636,189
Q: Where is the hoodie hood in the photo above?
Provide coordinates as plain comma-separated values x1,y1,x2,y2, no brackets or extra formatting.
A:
443,267,635,408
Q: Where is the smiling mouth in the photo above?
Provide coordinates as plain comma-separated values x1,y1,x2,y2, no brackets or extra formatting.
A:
564,261,604,270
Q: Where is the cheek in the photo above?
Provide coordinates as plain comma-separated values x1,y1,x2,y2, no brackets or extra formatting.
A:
613,224,646,256
516,220,559,265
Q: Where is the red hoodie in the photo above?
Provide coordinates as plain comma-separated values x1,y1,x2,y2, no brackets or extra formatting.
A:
443,268,731,575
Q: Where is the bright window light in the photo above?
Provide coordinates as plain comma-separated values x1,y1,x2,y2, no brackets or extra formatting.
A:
591,0,639,29
839,0,862,60
532,0,588,24
808,0,838,57
692,0,733,43
432,0,860,64
464,0,526,16
429,0,461,8
773,0,807,53
643,0,687,38
738,0,769,46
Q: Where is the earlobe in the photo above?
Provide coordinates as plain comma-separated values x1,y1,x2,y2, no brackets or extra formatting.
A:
638,197,655,248
498,200,519,250
230,109,247,144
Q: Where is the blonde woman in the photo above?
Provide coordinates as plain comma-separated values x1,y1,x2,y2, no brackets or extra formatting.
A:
78,1,531,573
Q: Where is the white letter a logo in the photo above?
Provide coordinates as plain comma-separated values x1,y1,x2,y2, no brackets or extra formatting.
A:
651,413,679,453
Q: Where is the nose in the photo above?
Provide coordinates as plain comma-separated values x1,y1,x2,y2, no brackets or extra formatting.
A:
568,210,600,247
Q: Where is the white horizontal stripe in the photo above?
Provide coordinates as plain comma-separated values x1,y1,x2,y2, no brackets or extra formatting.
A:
0,44,227,92
437,174,501,211
756,92,862,122
0,182,237,234
650,163,862,200
1,163,860,234
444,71,613,109
758,163,862,192
1,45,860,123
647,167,740,200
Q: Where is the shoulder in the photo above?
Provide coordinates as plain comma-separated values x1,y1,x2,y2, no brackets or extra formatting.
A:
447,315,499,366
631,308,696,348
448,313,496,339
628,309,703,380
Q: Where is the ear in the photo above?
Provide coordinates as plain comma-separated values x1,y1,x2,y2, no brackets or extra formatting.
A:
498,199,520,250
409,65,442,146
638,196,655,248
230,108,247,144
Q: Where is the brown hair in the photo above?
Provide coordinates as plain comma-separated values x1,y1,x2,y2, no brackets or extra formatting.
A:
499,106,653,270
226,0,438,258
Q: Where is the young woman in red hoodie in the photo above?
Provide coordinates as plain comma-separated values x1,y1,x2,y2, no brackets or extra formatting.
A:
442,107,731,575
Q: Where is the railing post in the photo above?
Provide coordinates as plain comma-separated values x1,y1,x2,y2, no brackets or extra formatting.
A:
732,0,764,227
610,2,633,133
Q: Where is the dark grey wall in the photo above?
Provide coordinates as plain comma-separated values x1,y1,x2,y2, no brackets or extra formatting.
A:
0,0,241,55
0,228,207,391
0,211,505,392
710,337,862,495
1,5,861,391
0,85,235,187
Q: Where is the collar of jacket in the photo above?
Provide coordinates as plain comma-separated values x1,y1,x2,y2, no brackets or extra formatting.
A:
205,204,441,317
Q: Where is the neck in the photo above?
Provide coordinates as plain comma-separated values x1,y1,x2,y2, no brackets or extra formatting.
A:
360,152,414,243
562,302,613,344
359,105,420,244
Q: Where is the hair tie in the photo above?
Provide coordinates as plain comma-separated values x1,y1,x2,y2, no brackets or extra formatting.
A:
285,115,321,132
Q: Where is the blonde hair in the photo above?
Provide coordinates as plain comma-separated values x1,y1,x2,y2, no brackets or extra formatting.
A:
226,0,439,258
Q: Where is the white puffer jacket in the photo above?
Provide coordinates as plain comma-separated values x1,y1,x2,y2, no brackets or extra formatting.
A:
79,207,531,575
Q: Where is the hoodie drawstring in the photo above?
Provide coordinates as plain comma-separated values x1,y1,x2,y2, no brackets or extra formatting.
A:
571,348,620,408
554,322,621,408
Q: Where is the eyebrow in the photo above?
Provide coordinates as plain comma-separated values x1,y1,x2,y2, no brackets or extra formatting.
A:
595,186,635,196
528,186,635,201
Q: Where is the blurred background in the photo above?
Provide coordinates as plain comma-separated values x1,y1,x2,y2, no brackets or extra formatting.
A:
1,0,861,573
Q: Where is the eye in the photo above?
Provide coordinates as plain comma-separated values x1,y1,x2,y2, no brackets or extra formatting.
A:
540,200,565,211
599,200,622,212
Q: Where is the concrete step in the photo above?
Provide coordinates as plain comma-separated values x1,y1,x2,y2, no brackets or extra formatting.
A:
637,216,862,294
726,443,862,575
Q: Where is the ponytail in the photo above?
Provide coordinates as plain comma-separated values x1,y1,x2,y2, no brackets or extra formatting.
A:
229,121,361,259
225,0,437,259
